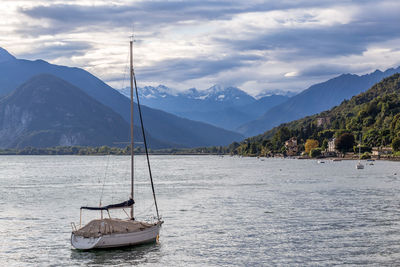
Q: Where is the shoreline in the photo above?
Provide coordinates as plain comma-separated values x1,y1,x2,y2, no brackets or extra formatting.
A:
2,153,400,162
258,156,400,162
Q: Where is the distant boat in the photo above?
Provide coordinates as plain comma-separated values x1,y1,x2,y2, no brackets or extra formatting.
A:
318,160,325,164
71,37,163,250
332,159,341,162
356,134,364,170
356,161,364,169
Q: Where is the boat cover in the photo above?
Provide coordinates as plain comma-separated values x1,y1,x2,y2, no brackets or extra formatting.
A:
80,199,134,211
73,218,154,238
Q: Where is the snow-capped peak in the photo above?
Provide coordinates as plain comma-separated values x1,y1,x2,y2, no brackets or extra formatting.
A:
138,85,177,98
207,84,224,93
118,83,255,106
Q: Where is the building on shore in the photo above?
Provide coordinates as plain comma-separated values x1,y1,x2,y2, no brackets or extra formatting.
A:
327,138,337,153
372,147,393,156
285,137,298,156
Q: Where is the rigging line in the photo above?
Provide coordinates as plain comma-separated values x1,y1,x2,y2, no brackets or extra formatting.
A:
99,154,111,205
132,55,160,222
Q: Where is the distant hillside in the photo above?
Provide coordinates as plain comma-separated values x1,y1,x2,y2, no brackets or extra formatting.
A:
0,74,171,148
240,94,290,118
0,47,16,63
119,85,289,130
238,67,400,136
0,47,243,147
231,74,400,156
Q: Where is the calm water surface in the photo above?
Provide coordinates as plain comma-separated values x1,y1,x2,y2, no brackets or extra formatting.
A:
1,155,400,266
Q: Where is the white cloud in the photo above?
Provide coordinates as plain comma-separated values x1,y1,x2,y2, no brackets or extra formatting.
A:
284,71,299,77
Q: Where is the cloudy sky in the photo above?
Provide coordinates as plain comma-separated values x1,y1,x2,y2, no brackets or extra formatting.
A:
1,0,399,96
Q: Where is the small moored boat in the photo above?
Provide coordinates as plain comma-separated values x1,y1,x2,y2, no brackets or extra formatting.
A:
356,161,364,169
355,134,364,170
71,37,163,250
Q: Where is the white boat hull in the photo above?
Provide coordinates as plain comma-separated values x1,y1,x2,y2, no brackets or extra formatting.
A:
71,222,162,250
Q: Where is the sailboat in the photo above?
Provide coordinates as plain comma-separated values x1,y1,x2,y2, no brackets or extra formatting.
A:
356,134,364,170
71,38,163,250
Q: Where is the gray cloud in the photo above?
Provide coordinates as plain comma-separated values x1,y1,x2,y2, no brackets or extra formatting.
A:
17,0,364,35
138,54,262,81
19,41,93,60
216,15,400,60
18,1,251,35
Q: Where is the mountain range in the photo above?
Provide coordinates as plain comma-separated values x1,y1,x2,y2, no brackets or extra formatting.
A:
0,74,131,148
238,66,400,137
234,73,400,156
1,46,399,149
119,85,289,130
0,47,243,148
119,66,400,138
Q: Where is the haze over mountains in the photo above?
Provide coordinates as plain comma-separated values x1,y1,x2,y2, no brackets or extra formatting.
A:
0,47,243,148
119,85,289,130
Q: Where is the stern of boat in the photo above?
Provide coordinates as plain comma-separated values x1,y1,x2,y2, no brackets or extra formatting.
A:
71,233,101,250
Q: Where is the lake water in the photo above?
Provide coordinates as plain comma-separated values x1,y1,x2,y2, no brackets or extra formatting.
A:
1,155,400,266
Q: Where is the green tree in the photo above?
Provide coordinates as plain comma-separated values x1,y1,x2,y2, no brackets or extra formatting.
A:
272,127,291,150
98,145,110,154
321,139,329,151
310,148,322,158
335,133,355,153
363,129,381,147
228,142,240,153
360,152,371,159
250,143,259,155
318,130,335,141
392,137,400,151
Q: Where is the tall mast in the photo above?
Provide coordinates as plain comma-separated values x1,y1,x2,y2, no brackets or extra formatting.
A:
129,34,161,222
130,37,135,220
130,38,161,222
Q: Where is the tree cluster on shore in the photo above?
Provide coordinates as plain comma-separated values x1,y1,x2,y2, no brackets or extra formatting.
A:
0,145,229,156
226,74,400,158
